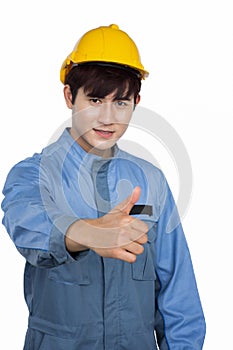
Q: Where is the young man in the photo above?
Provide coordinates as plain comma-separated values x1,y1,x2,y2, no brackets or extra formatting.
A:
1,24,206,349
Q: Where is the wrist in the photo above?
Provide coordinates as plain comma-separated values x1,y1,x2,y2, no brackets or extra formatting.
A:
65,219,89,252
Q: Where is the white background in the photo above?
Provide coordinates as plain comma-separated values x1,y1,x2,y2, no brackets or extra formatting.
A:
0,0,232,348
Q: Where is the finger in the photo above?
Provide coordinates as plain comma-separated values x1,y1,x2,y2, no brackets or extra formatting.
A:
129,186,141,208
115,223,148,247
115,248,137,263
130,217,148,233
124,218,148,243
114,186,141,215
134,233,148,245
112,217,148,247
124,241,144,255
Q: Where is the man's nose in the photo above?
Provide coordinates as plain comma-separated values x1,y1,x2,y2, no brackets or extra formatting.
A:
97,102,116,125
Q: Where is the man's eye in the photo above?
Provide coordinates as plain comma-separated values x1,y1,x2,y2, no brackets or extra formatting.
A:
90,98,101,104
116,101,129,108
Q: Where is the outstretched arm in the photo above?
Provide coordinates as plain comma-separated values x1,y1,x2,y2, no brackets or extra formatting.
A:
2,158,148,267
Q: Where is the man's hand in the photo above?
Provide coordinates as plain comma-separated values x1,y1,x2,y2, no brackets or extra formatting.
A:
66,186,148,263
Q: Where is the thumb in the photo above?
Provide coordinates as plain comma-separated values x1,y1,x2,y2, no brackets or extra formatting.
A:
115,186,141,214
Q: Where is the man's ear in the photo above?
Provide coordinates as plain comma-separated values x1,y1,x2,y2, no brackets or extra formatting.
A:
135,94,141,105
134,94,141,110
63,85,73,109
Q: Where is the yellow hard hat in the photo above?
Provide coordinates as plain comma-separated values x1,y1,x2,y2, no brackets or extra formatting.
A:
60,24,149,84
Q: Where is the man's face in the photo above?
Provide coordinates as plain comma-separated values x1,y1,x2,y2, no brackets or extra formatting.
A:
69,87,139,157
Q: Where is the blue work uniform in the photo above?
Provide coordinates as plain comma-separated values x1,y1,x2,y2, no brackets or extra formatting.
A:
2,129,206,349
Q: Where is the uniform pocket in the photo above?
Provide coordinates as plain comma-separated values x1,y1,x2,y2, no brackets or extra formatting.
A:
48,251,90,285
132,221,157,281
24,327,76,350
27,315,103,349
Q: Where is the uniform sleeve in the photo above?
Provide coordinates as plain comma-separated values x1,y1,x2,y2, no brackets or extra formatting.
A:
1,156,78,267
154,176,206,349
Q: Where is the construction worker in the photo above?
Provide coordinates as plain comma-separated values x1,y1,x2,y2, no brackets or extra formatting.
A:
1,24,206,349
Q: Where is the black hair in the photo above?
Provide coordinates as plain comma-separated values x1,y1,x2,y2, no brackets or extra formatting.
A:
64,63,141,105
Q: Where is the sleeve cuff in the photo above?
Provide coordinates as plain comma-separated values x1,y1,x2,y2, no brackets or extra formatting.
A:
49,215,79,264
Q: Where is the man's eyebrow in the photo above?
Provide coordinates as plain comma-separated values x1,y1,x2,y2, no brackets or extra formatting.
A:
113,96,132,101
85,92,102,98
85,92,132,101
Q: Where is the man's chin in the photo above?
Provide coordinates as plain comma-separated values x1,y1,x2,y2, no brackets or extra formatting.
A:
90,141,116,157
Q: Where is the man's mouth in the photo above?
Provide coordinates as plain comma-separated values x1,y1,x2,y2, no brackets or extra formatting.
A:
93,128,115,139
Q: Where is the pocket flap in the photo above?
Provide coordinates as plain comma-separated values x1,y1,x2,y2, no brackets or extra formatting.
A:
49,253,90,285
132,244,156,281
